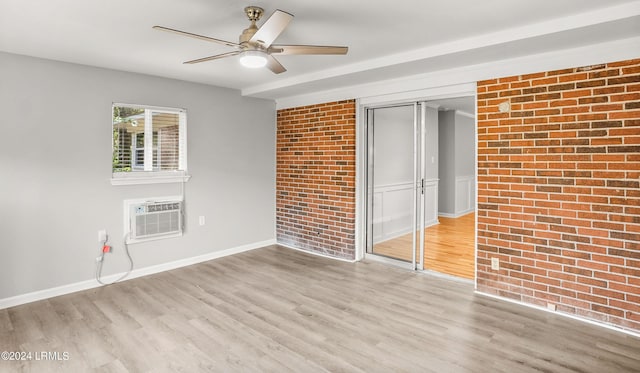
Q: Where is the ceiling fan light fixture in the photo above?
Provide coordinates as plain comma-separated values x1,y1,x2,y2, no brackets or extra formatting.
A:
239,50,267,68
154,6,347,74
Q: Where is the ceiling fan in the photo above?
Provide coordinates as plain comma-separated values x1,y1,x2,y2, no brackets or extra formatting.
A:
153,6,348,74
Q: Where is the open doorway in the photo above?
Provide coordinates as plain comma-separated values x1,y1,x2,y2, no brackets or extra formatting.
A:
429,98,476,279
363,96,476,280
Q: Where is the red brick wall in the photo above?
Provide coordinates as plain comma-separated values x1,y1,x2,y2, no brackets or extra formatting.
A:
477,58,640,332
276,100,356,259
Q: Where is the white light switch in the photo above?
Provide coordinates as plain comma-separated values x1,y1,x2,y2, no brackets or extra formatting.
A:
199,216,205,226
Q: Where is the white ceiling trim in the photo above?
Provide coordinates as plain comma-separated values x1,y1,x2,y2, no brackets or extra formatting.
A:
275,35,640,109
456,111,475,119
357,83,476,108
245,1,640,98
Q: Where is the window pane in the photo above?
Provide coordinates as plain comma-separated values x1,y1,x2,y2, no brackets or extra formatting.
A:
112,106,144,172
135,148,145,167
151,112,180,171
135,133,145,147
152,131,159,169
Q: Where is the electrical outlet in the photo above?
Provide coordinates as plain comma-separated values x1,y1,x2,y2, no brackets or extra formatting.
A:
547,303,557,311
199,216,206,226
98,229,107,243
491,257,499,270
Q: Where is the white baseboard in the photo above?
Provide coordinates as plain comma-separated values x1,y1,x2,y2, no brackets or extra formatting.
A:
424,219,439,227
475,291,640,339
437,212,455,218
438,210,474,219
0,239,276,310
277,242,357,263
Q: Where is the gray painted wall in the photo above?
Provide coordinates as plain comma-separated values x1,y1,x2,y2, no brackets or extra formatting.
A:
0,52,276,299
455,112,476,210
371,105,439,183
438,110,475,215
372,105,414,186
455,112,475,177
424,106,439,181
438,111,456,214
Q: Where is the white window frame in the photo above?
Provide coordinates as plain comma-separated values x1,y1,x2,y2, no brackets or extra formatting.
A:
111,103,190,185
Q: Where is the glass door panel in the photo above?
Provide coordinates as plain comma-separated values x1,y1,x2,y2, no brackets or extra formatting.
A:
366,105,420,265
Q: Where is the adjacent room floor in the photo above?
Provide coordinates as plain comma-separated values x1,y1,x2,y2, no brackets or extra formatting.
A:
373,212,476,279
1,245,639,372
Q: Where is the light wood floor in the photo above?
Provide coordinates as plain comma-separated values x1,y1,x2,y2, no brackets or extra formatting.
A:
2,245,640,372
373,213,475,279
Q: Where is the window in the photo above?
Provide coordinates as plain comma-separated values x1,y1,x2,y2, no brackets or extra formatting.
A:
112,104,189,185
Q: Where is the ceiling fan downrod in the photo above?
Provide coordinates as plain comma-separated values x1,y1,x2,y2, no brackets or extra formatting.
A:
240,6,264,45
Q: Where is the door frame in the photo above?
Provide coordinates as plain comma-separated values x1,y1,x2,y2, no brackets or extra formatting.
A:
355,83,478,282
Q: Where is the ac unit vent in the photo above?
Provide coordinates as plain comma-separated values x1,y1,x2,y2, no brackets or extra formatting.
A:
125,198,183,243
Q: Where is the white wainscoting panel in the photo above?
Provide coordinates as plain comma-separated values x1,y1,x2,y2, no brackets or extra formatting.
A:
372,182,414,243
455,175,475,216
424,179,439,226
373,180,440,244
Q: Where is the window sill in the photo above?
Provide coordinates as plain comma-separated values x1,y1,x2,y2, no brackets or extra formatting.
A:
111,172,191,186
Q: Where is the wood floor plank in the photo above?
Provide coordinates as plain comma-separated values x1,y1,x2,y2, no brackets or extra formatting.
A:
374,212,476,278
0,308,13,334
1,244,639,372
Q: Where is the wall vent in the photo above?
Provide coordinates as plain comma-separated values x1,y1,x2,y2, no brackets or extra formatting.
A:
124,197,183,243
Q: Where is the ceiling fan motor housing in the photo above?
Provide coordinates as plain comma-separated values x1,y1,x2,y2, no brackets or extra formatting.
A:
244,6,264,22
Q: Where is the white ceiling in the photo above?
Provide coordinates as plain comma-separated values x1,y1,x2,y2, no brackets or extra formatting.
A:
1,0,639,105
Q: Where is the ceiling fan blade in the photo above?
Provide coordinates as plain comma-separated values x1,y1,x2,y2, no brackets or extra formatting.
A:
184,51,241,64
269,45,348,55
249,10,293,47
153,26,241,48
265,55,286,74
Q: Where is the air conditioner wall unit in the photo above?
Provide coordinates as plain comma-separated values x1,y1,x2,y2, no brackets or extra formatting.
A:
124,196,184,243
